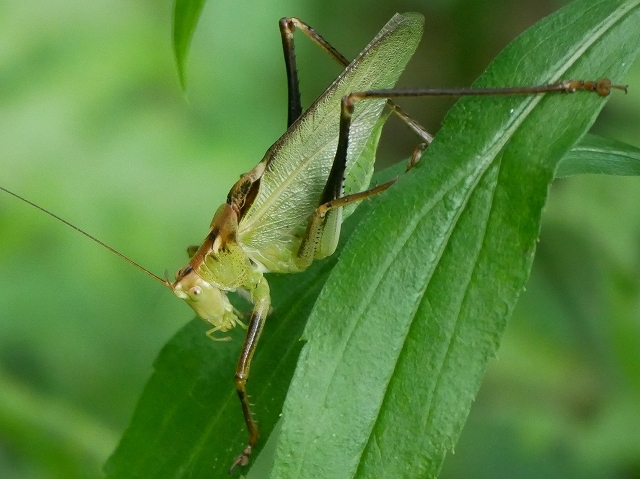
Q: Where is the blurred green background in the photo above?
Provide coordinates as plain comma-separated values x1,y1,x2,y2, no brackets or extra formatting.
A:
1,0,639,478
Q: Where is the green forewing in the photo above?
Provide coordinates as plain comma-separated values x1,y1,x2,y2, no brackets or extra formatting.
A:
237,13,423,271
342,111,391,218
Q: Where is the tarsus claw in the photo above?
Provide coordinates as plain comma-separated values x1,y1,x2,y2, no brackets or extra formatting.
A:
229,445,252,474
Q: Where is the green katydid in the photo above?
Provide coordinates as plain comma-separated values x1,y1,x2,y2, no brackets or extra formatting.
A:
0,11,626,471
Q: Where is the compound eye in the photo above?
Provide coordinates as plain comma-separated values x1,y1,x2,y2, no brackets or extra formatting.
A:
189,286,202,297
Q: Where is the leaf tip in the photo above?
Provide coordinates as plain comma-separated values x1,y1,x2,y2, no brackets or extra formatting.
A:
173,0,208,92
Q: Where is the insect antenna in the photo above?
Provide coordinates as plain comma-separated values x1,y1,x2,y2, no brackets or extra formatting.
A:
0,186,171,287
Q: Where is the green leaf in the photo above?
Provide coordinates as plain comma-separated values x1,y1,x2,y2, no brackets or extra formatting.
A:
270,1,640,479
110,1,640,478
557,133,640,176
173,0,208,90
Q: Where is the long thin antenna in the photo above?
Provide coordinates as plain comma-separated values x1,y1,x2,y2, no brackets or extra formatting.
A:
1,185,171,288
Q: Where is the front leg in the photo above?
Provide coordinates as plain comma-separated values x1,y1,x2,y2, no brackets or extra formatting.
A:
230,276,271,472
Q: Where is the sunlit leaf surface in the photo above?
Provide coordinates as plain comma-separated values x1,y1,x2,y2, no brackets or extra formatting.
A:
272,1,640,478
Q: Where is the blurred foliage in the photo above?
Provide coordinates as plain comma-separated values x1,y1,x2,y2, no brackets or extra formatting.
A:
0,0,639,478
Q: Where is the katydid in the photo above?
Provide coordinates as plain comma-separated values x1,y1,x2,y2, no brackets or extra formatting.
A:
0,11,625,472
